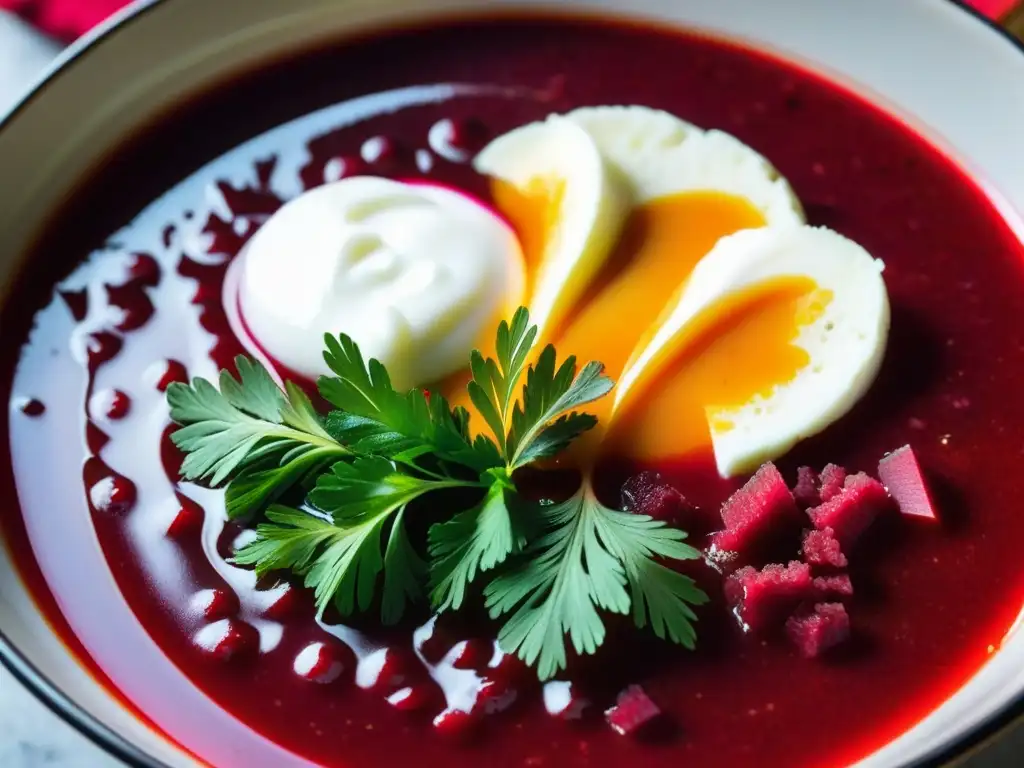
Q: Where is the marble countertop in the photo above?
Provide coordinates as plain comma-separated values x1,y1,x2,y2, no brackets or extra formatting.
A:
0,14,117,766
0,671,114,767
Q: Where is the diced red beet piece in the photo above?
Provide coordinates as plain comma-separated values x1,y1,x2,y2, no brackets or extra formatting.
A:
621,471,691,525
878,445,938,520
792,466,820,509
801,527,848,568
818,463,848,503
786,603,851,658
808,473,890,547
725,561,814,633
707,463,801,567
720,463,794,528
604,685,661,737
813,573,854,599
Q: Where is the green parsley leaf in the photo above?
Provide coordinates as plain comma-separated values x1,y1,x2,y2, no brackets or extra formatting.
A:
465,307,613,471
318,333,501,473
484,482,706,680
427,476,527,612
467,307,537,455
167,356,348,519
235,457,467,623
507,345,613,470
382,508,427,625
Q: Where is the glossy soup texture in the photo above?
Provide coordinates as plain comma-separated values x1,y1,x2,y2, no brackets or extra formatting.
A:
4,17,1024,768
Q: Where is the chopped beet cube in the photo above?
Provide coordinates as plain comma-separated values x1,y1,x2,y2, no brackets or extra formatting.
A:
813,573,854,599
878,445,938,520
621,471,692,525
786,603,851,658
792,466,820,509
707,463,801,567
725,561,814,633
808,473,890,547
801,527,848,568
819,463,848,503
604,685,661,737
720,463,795,529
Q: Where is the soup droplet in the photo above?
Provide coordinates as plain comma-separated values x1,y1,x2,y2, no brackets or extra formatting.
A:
386,685,433,713
58,289,88,322
149,360,188,392
543,681,590,721
18,398,45,417
90,389,131,421
86,422,110,454
428,117,490,162
81,330,123,371
450,639,492,671
360,135,408,168
293,641,351,685
161,423,186,481
432,708,477,740
356,647,409,693
87,472,137,516
166,494,204,540
106,281,155,332
417,622,457,665
190,588,240,622
193,619,259,662
261,582,301,621
322,155,366,184
127,252,161,287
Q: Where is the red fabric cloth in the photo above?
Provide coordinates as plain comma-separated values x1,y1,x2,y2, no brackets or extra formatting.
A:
970,0,1020,18
1,0,132,42
0,0,1018,43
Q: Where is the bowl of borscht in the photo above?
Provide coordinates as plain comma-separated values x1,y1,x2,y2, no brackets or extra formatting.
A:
2,0,1024,766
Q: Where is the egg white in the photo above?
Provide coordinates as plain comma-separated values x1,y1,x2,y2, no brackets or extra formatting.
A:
614,225,890,477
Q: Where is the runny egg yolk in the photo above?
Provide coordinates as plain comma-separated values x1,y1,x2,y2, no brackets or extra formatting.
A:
551,191,767,372
606,278,831,460
490,176,565,309
448,184,827,462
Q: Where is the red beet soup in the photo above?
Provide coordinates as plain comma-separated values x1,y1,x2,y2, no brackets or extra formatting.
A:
4,16,1024,768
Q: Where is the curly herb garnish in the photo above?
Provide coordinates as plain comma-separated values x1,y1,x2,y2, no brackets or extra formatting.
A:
167,307,706,678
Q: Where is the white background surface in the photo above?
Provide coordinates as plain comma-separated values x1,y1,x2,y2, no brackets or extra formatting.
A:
0,12,117,766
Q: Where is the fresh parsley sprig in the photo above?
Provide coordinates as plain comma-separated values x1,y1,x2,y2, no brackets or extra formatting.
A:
426,307,616,612
167,307,708,677
466,308,614,474
485,484,706,679
319,332,501,475
233,457,475,623
167,357,348,519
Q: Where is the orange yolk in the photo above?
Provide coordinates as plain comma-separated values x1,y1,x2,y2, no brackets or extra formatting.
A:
606,278,831,460
443,185,825,463
552,191,766,368
490,176,564,316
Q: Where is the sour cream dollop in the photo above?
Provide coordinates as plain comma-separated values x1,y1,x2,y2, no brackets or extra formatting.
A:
238,176,524,390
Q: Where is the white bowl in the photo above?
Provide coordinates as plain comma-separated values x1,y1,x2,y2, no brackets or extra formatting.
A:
2,1,1023,766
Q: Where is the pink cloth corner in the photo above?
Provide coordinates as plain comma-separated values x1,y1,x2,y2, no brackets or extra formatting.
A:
0,0,131,42
967,0,1020,18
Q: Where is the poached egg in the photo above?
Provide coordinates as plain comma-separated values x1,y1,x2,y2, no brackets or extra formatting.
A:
611,225,890,477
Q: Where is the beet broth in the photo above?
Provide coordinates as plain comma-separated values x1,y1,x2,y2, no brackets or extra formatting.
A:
4,17,1024,768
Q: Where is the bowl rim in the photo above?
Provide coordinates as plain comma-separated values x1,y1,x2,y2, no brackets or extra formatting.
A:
1,0,1022,766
